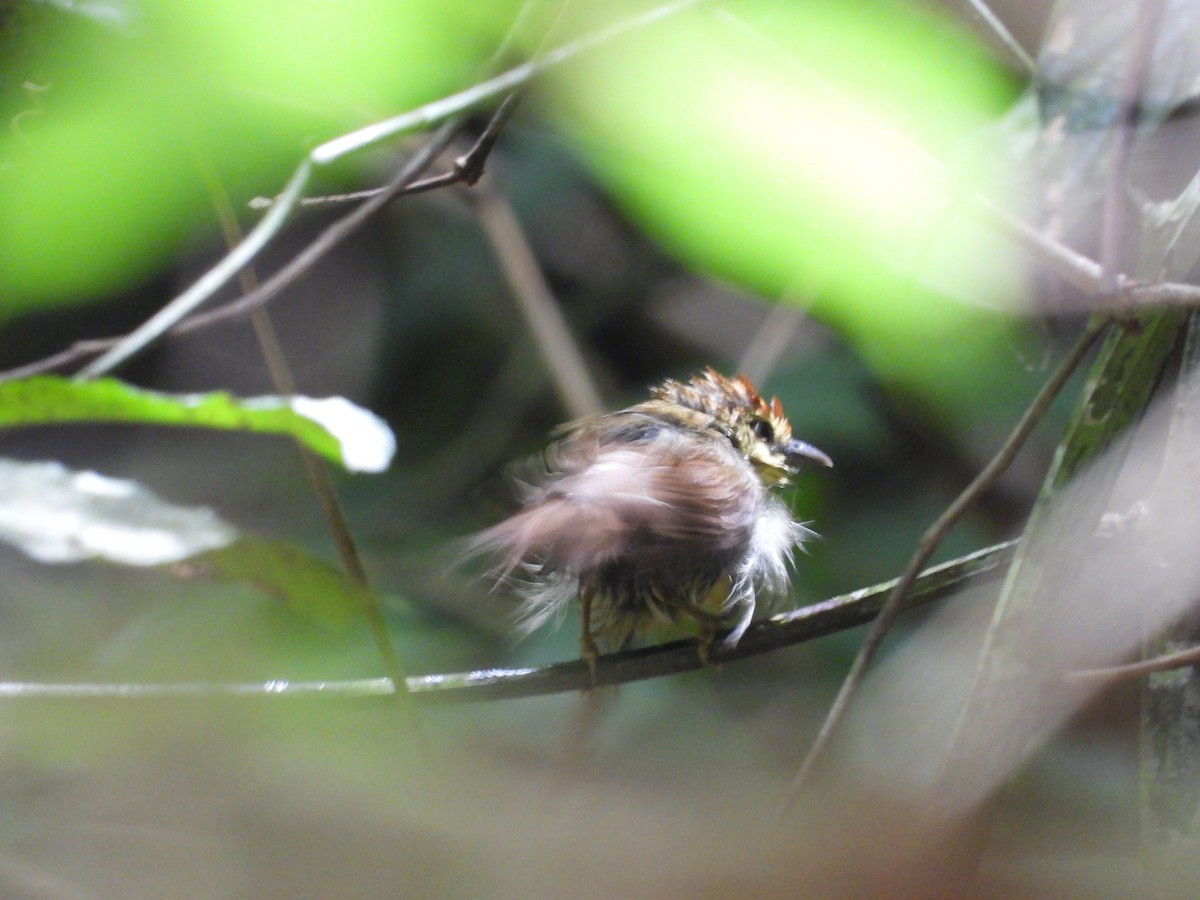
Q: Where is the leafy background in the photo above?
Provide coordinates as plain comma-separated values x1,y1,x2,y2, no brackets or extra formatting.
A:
1,0,1185,895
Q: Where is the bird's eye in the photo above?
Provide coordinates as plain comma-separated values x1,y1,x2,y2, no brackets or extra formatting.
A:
751,419,774,442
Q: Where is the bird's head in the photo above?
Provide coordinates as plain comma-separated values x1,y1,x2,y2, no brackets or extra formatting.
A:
650,369,832,486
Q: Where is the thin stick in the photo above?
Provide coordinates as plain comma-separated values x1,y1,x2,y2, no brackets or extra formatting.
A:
1068,642,1200,685
310,0,708,164
1098,0,1166,289
0,541,1015,704
176,96,525,338
785,316,1108,804
195,154,423,729
956,0,1036,77
76,159,312,378
471,181,605,419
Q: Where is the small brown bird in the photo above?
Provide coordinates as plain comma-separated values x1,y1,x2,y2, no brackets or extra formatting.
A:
467,369,831,670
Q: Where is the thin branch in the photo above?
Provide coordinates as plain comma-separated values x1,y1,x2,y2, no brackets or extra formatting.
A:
250,93,522,210
0,541,1015,704
470,178,605,419
0,106,526,385
75,159,312,378
0,337,116,382
785,316,1109,804
987,201,1105,293
252,170,466,210
195,154,423,730
985,201,1200,307
1098,0,1166,289
68,0,715,380
309,0,709,165
1068,642,1200,685
955,0,1036,78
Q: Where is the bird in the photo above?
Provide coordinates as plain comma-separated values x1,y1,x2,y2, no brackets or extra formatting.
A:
465,368,831,673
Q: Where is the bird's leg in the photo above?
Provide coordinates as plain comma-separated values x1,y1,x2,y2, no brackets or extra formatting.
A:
696,620,716,666
648,581,721,666
579,583,599,684
686,580,733,667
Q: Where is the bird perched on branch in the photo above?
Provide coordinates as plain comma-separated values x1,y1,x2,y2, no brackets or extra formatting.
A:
466,369,831,672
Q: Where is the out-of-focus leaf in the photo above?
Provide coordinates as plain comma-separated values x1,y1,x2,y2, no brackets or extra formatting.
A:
0,377,395,472
550,0,1018,411
0,457,236,565
1037,0,1200,132
1141,170,1200,279
998,0,1200,266
0,456,370,629
0,0,516,309
183,537,371,631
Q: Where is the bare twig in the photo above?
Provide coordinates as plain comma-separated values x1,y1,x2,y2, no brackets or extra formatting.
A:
470,179,605,419
309,0,707,164
75,158,313,378
985,201,1200,307
195,154,423,730
1068,642,1200,685
785,317,1108,804
737,302,806,385
955,0,1036,77
251,94,521,210
0,541,1015,704
1098,0,1166,288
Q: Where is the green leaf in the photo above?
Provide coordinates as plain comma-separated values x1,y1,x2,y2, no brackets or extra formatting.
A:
0,0,516,309
182,537,372,632
0,376,395,472
550,0,1018,412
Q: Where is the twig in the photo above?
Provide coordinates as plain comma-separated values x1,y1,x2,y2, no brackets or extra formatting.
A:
251,93,521,210
470,179,605,419
0,541,1015,704
154,122,457,333
1068,642,1200,685
785,316,1109,804
1098,0,1166,289
196,154,423,733
309,0,708,165
955,0,1036,77
985,201,1200,308
75,158,312,378
69,0,715,379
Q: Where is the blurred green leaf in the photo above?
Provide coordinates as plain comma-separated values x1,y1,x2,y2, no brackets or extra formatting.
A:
551,0,1019,410
0,376,395,472
186,537,371,632
0,0,516,309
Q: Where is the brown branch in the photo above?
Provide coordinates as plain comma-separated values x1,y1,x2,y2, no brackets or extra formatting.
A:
1067,642,1200,685
195,153,424,736
0,124,457,383
469,177,606,419
0,541,1016,704
1099,0,1166,288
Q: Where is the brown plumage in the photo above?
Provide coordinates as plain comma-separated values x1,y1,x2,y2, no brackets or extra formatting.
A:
466,369,831,668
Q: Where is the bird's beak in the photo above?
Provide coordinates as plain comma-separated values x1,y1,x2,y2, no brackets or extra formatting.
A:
785,438,833,469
